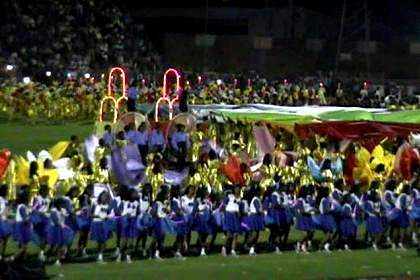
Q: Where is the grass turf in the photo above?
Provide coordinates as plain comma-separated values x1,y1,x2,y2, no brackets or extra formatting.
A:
47,249,418,280
0,120,93,155
1,120,420,279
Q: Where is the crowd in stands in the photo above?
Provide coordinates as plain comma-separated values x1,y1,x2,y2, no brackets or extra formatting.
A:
0,0,160,80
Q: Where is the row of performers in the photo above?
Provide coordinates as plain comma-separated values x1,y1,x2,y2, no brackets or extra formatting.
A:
0,178,419,265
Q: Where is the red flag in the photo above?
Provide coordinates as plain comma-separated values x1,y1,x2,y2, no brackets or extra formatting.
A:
0,149,11,179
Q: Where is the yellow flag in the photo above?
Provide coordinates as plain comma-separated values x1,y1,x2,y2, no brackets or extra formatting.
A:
49,141,70,161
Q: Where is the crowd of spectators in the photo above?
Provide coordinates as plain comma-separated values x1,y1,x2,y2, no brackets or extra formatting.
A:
0,0,160,81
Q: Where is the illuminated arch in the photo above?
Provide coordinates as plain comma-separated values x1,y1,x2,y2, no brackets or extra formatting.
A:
155,68,181,122
99,96,118,123
99,67,128,123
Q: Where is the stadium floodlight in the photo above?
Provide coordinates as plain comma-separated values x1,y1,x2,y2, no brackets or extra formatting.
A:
45,71,52,77
84,73,91,79
23,77,31,84
6,65,14,71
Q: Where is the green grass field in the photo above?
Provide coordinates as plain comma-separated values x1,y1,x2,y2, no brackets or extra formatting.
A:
1,120,420,279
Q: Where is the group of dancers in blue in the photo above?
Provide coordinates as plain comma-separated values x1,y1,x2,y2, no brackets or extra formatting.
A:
0,175,419,265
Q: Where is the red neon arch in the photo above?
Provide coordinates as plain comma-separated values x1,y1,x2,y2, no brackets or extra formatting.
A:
162,68,181,98
155,68,181,122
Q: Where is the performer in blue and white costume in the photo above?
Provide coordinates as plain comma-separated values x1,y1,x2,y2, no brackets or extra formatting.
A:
389,191,411,249
47,198,75,266
150,187,170,260
31,184,50,261
90,191,113,263
294,195,315,253
314,187,336,252
194,187,213,256
181,185,197,252
221,185,241,257
118,188,140,263
13,190,33,261
410,189,420,244
362,191,383,251
264,183,290,254
244,186,264,256
135,184,153,257
381,190,395,244
0,185,11,260
340,201,357,251
170,185,188,259
75,185,94,258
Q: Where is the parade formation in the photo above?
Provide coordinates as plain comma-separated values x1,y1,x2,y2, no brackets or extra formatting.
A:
0,67,419,268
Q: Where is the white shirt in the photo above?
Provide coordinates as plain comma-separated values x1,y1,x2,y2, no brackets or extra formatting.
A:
16,204,30,222
249,197,261,214
0,197,8,219
121,200,139,217
33,195,50,213
93,203,109,221
181,195,195,215
225,194,240,213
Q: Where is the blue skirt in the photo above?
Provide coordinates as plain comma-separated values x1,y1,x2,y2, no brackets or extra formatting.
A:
90,220,113,243
194,211,212,234
313,214,336,233
245,214,265,232
409,206,420,223
0,219,12,238
65,215,79,232
366,216,383,234
340,217,357,238
47,224,74,247
388,209,410,228
76,212,92,232
296,214,315,232
31,213,49,244
152,217,175,239
223,212,241,234
269,208,289,227
172,215,189,236
13,221,33,244
114,216,123,235
137,213,154,232
121,216,139,239
213,210,224,228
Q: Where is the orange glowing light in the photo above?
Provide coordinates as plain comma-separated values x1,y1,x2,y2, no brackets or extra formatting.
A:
99,66,128,123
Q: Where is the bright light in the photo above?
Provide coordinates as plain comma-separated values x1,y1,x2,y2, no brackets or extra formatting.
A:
67,73,72,79
45,71,52,77
198,76,202,83
142,79,145,84
84,73,91,79
6,65,14,71
216,79,223,85
186,80,190,85
284,79,288,84
23,77,31,84
101,73,105,79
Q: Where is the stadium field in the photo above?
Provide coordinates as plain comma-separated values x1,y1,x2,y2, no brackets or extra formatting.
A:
1,120,419,280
